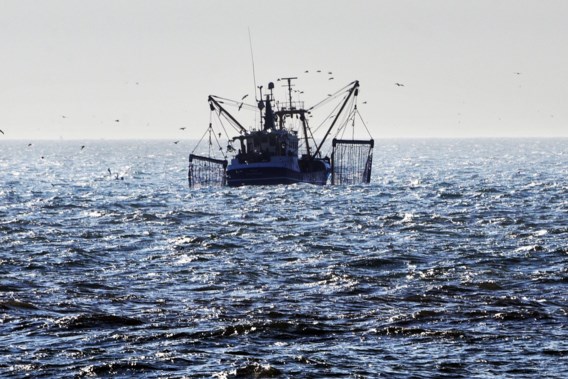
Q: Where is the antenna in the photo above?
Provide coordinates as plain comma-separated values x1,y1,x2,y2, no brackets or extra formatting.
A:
279,77,297,110
248,28,258,101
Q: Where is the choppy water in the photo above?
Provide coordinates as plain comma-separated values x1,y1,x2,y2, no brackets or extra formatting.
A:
1,139,567,378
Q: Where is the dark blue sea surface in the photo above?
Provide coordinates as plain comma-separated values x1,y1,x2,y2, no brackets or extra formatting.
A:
1,139,567,378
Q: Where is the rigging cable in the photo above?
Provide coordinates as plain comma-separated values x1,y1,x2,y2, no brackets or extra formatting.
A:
212,108,232,145
248,28,258,102
210,123,227,159
191,124,212,156
355,108,373,138
311,95,346,135
212,96,257,111
307,81,355,112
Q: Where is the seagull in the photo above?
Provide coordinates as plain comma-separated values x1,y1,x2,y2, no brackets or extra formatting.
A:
174,141,179,144
328,72,332,74
304,70,309,73
80,145,85,150
514,72,521,75
238,102,244,111
179,127,186,130
28,143,32,147
115,119,120,122
241,94,248,100
0,129,4,135
395,83,404,87
316,70,321,73
329,77,334,80
363,101,367,104
61,115,67,119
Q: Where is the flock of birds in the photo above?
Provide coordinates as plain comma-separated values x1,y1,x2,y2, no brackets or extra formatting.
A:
1,118,119,152
0,71,525,154
0,68,409,148
0,129,125,180
304,69,335,81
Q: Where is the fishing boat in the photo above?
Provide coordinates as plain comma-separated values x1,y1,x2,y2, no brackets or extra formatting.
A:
188,77,373,188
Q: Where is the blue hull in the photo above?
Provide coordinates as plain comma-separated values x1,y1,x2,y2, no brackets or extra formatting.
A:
226,166,329,187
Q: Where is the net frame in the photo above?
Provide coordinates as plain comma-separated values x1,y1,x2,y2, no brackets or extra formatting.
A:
331,139,374,185
188,154,228,188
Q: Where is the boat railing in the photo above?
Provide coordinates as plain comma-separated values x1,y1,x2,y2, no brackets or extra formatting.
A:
279,101,304,112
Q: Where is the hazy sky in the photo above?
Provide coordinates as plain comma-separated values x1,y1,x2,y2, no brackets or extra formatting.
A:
1,0,567,140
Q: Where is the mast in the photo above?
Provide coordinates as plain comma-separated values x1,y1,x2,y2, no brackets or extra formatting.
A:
263,82,276,130
274,77,311,154
300,111,311,157
279,77,297,109
263,94,275,130
312,80,359,159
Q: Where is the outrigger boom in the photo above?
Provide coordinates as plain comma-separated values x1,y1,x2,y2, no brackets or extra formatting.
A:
188,77,374,187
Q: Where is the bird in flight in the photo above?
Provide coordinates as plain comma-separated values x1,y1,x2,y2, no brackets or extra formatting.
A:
180,127,186,130
241,94,248,100
81,145,85,150
115,119,120,122
395,83,404,87
174,141,179,144
514,72,521,75
0,129,4,135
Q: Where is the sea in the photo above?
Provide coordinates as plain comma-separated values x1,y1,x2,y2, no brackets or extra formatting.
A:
1,138,567,378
